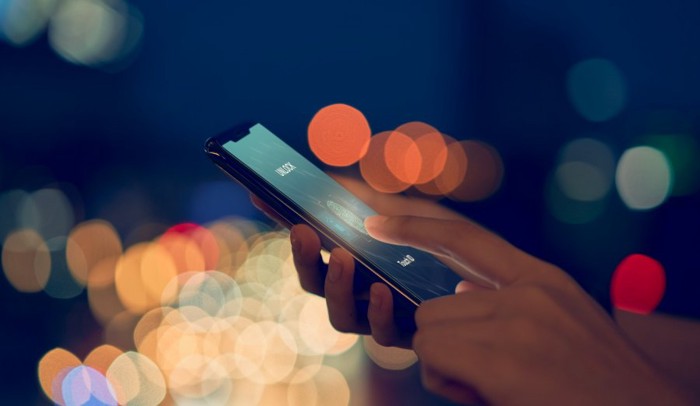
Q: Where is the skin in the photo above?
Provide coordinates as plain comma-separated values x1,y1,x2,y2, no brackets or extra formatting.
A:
251,175,695,405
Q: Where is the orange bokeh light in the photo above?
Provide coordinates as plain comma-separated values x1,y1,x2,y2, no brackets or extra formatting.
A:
449,140,504,201
2,228,50,293
308,103,371,167
84,344,124,375
164,223,220,270
66,220,123,285
393,122,448,184
415,135,469,196
38,348,82,405
360,131,413,193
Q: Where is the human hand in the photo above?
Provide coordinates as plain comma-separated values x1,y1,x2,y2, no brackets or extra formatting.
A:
364,215,694,405
251,174,468,349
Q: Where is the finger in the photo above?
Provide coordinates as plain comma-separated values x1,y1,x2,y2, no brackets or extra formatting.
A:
325,248,370,335
413,322,497,399
415,291,498,328
367,283,402,347
290,224,325,296
330,174,465,220
456,280,486,293
365,215,545,287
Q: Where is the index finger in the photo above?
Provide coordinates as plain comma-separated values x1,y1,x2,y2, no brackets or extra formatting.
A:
365,215,547,287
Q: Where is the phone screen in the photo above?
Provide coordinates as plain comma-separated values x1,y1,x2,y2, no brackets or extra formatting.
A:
220,123,462,304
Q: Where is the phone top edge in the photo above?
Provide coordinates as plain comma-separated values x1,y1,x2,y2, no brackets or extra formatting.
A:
205,122,259,157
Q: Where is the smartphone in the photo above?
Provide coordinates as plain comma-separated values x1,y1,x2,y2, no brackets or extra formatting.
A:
205,122,462,331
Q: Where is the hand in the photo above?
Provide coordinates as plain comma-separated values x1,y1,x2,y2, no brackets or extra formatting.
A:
364,215,695,405
251,175,467,348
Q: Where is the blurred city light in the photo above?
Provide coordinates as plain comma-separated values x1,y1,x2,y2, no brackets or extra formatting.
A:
48,0,143,68
0,0,57,46
615,146,672,210
448,140,503,202
25,215,380,404
556,138,615,202
308,103,371,167
414,135,468,197
611,254,666,315
362,336,417,370
567,58,627,122
547,137,615,224
641,134,700,196
1,228,50,292
360,130,416,193
390,121,447,185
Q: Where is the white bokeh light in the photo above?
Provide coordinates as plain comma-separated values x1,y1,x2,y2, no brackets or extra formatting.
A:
615,146,673,210
48,0,142,67
0,0,57,46
556,138,615,202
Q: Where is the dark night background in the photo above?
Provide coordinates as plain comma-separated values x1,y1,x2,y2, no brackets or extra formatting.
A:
1,0,699,403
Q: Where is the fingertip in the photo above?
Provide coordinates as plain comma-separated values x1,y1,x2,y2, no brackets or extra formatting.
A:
364,216,389,237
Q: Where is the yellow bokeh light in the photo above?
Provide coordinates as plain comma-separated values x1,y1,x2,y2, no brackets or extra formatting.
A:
106,351,166,406
114,242,178,315
2,228,50,293
67,219,122,286
84,344,123,375
157,232,206,274
298,296,345,355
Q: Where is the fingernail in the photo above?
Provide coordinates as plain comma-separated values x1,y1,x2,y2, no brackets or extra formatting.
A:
328,256,342,282
364,215,388,232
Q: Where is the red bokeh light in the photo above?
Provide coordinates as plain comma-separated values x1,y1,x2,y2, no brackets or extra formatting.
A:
611,254,666,315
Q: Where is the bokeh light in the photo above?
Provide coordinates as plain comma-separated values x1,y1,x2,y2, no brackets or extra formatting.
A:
38,348,82,405
0,0,57,46
308,103,371,167
414,135,469,197
48,0,143,67
2,228,50,293
30,224,362,404
615,146,673,210
391,122,448,185
611,254,666,315
362,336,417,371
67,220,122,287
567,58,627,122
448,140,504,202
556,137,615,202
547,137,615,224
641,134,700,196
61,365,117,406
20,188,75,240
106,351,167,405
359,131,414,193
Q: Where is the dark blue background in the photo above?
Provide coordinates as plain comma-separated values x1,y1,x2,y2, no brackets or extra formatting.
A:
1,0,699,402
